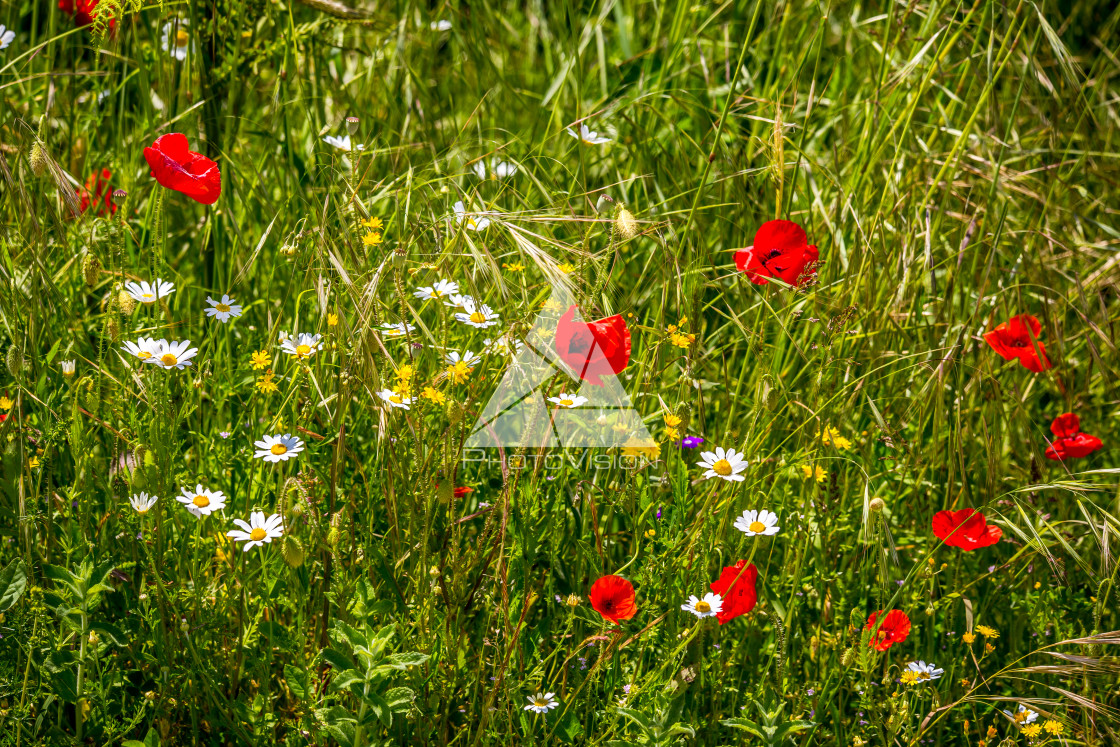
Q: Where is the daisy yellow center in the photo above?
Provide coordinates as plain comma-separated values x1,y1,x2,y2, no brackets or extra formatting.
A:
249,528,267,541
141,293,154,299
559,399,573,407
712,458,732,476
917,671,930,680
390,394,403,404
749,520,765,533
216,303,230,312
192,494,210,508
696,600,711,613
296,344,311,356
138,351,152,360
136,507,149,514
270,444,288,456
467,218,478,228
432,290,444,297
175,28,190,47
532,698,550,708
469,311,487,324
161,353,178,366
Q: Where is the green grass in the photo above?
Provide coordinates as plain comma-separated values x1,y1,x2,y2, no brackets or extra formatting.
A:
1,0,1119,744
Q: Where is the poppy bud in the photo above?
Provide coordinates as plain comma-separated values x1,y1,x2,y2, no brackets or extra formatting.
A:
345,116,360,135
615,206,638,239
849,608,864,629
81,254,101,286
118,290,137,315
29,142,47,177
112,189,128,207
281,535,305,568
869,497,886,512
6,345,22,377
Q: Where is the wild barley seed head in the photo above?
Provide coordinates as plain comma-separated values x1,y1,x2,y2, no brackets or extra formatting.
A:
29,142,47,177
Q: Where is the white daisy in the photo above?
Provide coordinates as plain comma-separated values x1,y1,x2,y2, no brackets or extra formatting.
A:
455,299,500,328
453,200,492,231
523,692,559,714
430,19,452,31
160,19,194,61
61,360,76,377
566,123,611,145
1,25,15,51
204,294,243,323
281,333,322,359
129,493,158,514
380,322,416,339
680,593,723,619
905,661,944,682
696,446,748,482
548,392,588,409
472,158,517,179
226,512,284,551
323,134,364,152
1003,705,1039,726
254,433,305,463
444,293,475,309
124,279,175,304
414,279,460,301
378,389,413,410
483,335,524,357
146,339,198,370
733,509,780,537
444,350,481,368
121,337,159,362
176,484,227,518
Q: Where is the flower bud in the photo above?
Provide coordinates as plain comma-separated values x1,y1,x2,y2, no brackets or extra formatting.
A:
615,206,638,239
29,142,47,177
112,189,128,208
345,116,360,135
5,345,22,377
81,253,101,286
281,534,305,568
869,497,886,513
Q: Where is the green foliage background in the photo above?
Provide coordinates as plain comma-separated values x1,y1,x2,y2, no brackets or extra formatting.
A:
0,0,1118,744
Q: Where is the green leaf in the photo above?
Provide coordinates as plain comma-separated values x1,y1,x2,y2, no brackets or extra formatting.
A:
0,559,27,612
385,686,414,709
50,669,79,702
318,647,357,673
284,664,310,701
387,651,429,668
89,621,128,647
365,690,392,728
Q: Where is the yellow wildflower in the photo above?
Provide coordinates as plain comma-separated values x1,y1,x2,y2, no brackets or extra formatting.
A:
664,414,683,428
361,216,383,230
670,332,695,348
502,262,524,272
327,313,338,327
976,625,999,639
1042,720,1062,735
362,231,383,247
421,386,446,404
1022,724,1041,739
557,262,575,274
819,426,853,450
663,427,680,440
962,632,976,644
621,436,659,460
801,464,826,483
0,395,12,410
29,456,41,469
447,361,472,384
984,642,995,654
900,670,919,685
396,364,415,383
256,370,279,394
250,350,270,370
986,725,998,739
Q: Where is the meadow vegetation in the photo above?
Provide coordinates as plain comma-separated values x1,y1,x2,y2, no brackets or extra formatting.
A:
0,0,1119,744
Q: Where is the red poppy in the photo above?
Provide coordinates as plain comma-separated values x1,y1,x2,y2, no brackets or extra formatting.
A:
708,560,758,625
982,314,1052,373
143,133,221,205
588,574,636,624
554,305,630,386
865,609,910,651
931,509,1002,551
1044,413,1103,461
58,0,115,31
79,168,116,217
734,220,819,286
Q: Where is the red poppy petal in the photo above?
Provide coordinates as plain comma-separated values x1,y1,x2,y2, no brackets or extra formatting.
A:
1050,413,1080,438
753,220,808,255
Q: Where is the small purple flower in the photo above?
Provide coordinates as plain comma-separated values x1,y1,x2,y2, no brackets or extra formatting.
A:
656,507,662,520
988,565,996,573
807,689,815,696
71,501,78,509
220,431,231,439
623,684,631,694
679,436,704,448
896,579,904,586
